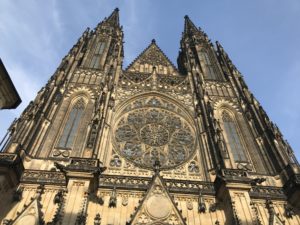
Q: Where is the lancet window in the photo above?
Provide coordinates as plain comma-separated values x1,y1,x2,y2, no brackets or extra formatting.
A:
199,51,217,80
90,41,106,69
221,111,247,162
58,98,85,148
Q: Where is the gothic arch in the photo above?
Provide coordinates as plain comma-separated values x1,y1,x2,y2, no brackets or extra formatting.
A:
65,86,96,101
114,92,195,125
55,97,87,149
47,93,93,158
198,49,221,80
111,92,198,170
213,100,253,167
213,99,241,114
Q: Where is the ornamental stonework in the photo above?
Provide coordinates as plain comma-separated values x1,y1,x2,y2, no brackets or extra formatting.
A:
113,96,196,169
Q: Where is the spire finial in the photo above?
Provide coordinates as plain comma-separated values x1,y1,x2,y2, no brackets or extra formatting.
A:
151,39,156,44
96,8,120,29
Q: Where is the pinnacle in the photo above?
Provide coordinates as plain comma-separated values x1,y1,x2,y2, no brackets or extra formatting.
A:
106,8,120,27
184,15,198,34
183,15,208,40
151,39,156,44
96,8,120,29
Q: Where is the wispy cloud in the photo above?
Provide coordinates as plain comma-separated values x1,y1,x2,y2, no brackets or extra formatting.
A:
0,1,299,161
0,0,64,136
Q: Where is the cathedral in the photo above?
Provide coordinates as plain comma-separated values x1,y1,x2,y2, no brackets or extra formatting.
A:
1,8,300,225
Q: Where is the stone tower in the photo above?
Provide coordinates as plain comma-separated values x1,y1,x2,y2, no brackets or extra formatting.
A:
0,8,299,225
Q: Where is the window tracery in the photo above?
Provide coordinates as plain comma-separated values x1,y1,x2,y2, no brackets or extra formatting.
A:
199,51,217,80
90,41,105,69
58,98,85,149
221,111,247,162
113,97,196,169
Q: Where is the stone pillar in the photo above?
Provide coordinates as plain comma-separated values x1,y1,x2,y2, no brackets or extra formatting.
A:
55,157,106,224
215,169,256,225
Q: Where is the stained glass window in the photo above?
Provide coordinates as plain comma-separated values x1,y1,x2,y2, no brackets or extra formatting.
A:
199,51,217,80
58,99,85,148
222,111,247,162
90,41,105,69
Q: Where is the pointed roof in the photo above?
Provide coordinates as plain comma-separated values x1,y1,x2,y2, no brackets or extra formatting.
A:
11,198,44,225
183,15,208,40
127,172,187,225
96,8,120,29
126,39,178,73
184,15,199,34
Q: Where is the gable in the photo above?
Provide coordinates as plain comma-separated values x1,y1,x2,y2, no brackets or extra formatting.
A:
126,40,179,76
12,198,43,225
128,173,186,225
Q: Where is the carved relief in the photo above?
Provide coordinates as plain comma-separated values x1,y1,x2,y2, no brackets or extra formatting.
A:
112,97,196,170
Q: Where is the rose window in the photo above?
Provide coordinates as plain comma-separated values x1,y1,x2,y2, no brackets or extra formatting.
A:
113,105,196,169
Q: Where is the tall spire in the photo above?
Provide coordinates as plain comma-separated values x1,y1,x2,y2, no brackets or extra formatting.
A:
96,8,120,29
105,7,120,27
183,15,209,41
184,15,199,34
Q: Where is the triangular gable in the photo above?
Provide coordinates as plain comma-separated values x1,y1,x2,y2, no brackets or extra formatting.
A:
128,173,186,225
126,40,179,75
12,198,43,225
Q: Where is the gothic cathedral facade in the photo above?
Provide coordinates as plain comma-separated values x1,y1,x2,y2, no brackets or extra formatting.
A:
0,8,300,225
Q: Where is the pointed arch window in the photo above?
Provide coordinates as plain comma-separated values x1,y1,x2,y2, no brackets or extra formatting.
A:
58,99,85,148
221,111,247,162
90,41,106,69
199,51,217,80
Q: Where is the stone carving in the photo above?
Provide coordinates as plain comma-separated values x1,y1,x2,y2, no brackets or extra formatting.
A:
250,186,285,199
94,213,101,225
250,177,266,186
122,196,128,206
126,40,177,72
54,189,64,204
284,204,294,219
188,161,199,173
99,174,215,195
113,99,196,169
128,174,186,225
186,201,193,210
109,187,117,208
21,170,66,185
198,192,206,213
110,155,122,167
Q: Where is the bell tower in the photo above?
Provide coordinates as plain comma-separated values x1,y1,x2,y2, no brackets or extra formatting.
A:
0,9,299,225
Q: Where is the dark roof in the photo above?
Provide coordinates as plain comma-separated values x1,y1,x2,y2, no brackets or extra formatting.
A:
0,58,21,109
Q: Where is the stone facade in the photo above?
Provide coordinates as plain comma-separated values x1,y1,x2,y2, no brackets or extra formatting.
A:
0,8,299,225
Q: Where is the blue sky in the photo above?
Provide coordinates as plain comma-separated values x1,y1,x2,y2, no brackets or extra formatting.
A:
0,0,299,160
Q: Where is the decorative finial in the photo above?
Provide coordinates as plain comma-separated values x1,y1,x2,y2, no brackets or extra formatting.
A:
184,15,189,19
151,39,156,44
109,186,117,208
198,191,206,213
94,213,102,225
153,159,161,173
115,7,119,12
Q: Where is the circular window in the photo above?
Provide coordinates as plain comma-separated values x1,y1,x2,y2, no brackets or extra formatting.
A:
113,98,196,169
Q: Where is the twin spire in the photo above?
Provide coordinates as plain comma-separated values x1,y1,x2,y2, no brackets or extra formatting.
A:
95,8,209,71
96,8,206,38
